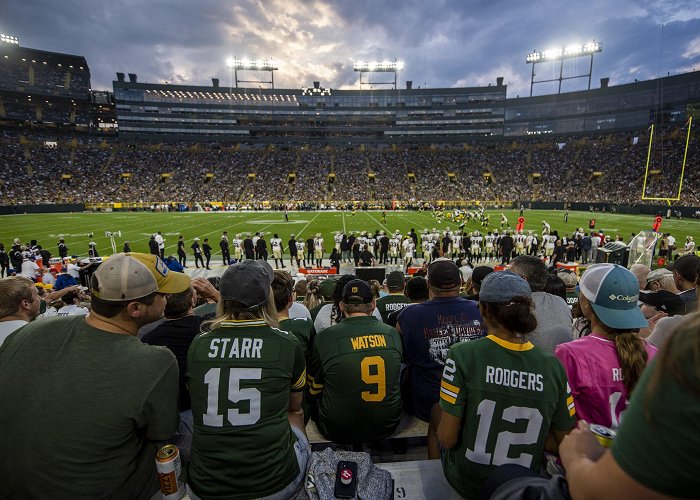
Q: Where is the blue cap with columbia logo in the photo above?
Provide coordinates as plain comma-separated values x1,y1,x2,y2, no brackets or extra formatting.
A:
579,263,647,329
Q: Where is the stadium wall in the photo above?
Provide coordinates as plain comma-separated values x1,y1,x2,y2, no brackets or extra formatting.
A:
0,203,85,215
0,202,696,217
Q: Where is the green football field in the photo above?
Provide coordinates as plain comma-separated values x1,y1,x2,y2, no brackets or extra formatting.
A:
1,209,699,262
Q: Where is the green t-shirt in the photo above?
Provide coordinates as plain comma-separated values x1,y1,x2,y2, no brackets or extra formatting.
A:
439,335,575,500
280,317,313,365
187,319,306,499
0,316,179,500
309,315,403,444
611,353,700,497
375,293,411,322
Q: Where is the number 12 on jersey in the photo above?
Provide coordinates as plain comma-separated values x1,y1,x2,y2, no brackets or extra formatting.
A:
466,399,544,467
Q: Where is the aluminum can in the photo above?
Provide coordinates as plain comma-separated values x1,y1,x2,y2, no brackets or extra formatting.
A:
589,424,616,448
156,444,185,500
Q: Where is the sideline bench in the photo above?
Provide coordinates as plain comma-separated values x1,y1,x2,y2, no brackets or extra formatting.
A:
378,460,461,500
305,412,429,445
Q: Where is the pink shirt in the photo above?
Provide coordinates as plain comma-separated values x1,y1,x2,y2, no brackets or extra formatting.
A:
555,333,657,430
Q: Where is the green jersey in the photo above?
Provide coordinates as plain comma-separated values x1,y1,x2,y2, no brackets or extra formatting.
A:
439,335,575,500
308,315,403,444
375,293,411,322
612,354,700,497
187,319,306,499
280,317,313,364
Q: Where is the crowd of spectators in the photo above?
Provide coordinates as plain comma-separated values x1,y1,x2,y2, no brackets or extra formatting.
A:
0,53,90,98
0,127,698,206
0,251,697,498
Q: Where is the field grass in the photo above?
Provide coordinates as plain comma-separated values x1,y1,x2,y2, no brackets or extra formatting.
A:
1,209,699,263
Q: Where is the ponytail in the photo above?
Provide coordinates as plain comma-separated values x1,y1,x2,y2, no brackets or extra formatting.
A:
613,331,648,394
481,296,537,335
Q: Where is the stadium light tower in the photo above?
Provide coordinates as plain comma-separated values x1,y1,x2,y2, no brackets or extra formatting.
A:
227,57,278,89
525,41,602,96
353,59,404,90
0,33,19,45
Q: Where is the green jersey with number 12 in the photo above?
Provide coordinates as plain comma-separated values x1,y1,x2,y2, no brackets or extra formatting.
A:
187,320,306,499
439,335,575,500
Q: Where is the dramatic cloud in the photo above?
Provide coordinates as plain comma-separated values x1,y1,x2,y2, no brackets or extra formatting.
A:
2,0,699,97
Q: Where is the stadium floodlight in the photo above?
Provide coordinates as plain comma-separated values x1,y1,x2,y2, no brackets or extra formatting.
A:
526,41,601,63
353,60,404,72
0,33,19,45
227,56,278,89
353,59,404,89
230,57,278,71
525,41,602,96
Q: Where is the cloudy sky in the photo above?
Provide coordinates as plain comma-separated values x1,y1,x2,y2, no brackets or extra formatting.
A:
3,0,700,97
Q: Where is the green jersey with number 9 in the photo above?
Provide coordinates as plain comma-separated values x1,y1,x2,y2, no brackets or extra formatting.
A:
439,335,575,499
308,315,403,444
186,320,306,498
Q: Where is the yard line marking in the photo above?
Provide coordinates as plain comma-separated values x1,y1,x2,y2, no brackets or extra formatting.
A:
294,212,322,240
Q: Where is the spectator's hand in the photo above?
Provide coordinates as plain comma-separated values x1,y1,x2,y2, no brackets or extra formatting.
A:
192,277,220,302
646,311,667,332
560,420,606,468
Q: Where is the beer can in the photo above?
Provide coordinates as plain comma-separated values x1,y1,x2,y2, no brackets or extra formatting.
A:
589,424,616,448
156,444,185,500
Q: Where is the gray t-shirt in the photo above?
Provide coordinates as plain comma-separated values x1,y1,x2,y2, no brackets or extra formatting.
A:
646,312,697,350
0,315,179,499
529,291,573,353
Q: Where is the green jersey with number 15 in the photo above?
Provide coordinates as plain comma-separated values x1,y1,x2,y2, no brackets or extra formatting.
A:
187,320,306,499
439,335,575,500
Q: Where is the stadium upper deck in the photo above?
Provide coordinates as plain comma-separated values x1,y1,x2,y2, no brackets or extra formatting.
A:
113,71,700,143
0,43,92,127
113,76,507,141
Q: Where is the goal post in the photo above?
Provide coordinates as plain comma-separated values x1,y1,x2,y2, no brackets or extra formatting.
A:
641,116,693,204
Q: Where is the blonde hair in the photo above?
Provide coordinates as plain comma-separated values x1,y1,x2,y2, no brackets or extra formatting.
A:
368,280,381,299
0,277,34,318
303,279,322,311
204,285,279,331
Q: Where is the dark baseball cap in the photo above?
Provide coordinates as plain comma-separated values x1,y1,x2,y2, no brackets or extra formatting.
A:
342,279,374,304
638,290,686,316
471,265,495,285
427,258,462,289
386,271,405,291
219,259,274,311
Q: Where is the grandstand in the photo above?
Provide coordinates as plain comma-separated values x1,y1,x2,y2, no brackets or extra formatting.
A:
0,39,92,129
0,40,698,212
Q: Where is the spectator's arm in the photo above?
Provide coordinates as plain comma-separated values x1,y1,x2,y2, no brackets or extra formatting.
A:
561,421,665,500
44,284,80,302
192,277,221,303
436,409,461,450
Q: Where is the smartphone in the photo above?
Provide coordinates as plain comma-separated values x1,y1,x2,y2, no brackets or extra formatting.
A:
334,460,358,499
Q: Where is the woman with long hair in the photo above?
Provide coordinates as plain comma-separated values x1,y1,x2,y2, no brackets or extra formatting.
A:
561,312,700,498
437,271,575,499
186,260,309,499
555,264,657,430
